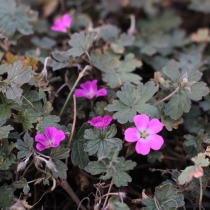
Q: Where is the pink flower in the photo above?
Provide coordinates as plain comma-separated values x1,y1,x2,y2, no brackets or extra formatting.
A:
88,115,113,130
124,114,164,155
35,127,65,151
51,14,72,33
75,80,107,99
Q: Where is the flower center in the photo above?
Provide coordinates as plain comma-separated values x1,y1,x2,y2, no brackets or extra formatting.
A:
140,130,149,139
88,91,95,98
46,140,54,147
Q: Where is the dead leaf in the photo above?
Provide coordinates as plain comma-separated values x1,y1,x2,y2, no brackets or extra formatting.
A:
79,173,89,191
10,193,32,210
191,28,210,43
22,56,38,71
6,52,19,64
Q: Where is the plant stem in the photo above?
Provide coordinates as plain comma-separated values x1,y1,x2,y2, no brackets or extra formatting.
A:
199,177,203,210
65,95,77,165
59,65,90,117
22,159,34,177
154,87,179,106
58,179,86,210
102,177,114,210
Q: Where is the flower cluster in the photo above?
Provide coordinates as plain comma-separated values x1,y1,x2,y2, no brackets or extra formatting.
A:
75,80,107,99
35,127,65,151
51,14,72,33
124,114,164,155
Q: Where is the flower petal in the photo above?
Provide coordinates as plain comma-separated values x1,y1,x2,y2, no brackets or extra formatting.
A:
54,130,65,144
36,143,46,151
135,140,150,155
96,88,107,97
148,134,164,150
44,127,57,141
75,89,89,98
124,128,139,142
148,119,163,134
35,134,47,144
51,26,67,32
88,116,103,125
103,115,113,127
80,80,97,93
62,14,72,27
134,114,149,131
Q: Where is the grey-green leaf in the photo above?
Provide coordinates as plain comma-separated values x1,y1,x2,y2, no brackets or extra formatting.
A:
16,133,33,158
68,32,95,57
84,125,122,159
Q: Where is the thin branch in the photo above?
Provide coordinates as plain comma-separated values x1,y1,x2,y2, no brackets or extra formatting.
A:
102,165,116,210
59,65,91,116
154,87,179,106
199,177,203,210
58,179,86,210
65,95,77,165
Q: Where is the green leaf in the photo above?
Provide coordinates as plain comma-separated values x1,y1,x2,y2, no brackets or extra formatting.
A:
147,151,163,163
105,82,158,123
5,84,23,104
50,147,70,160
0,184,15,208
0,170,12,181
13,111,34,131
68,32,95,57
178,165,203,185
85,157,136,187
16,132,33,158
0,104,11,126
89,101,111,118
0,139,16,170
102,54,142,88
91,50,120,72
50,51,73,71
6,61,33,84
108,196,129,210
84,125,122,159
192,153,209,167
183,129,209,154
71,123,90,169
164,92,191,120
162,60,209,119
135,33,168,56
142,184,185,209
12,177,30,194
100,24,120,43
138,10,181,32
31,36,56,49
200,95,210,111
0,125,13,138
188,0,210,13
37,115,60,133
51,159,68,179
0,0,38,36
100,24,134,47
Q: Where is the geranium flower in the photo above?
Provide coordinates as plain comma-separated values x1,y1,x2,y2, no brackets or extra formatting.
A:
75,80,107,99
88,115,113,130
124,114,164,155
51,14,72,33
35,127,65,151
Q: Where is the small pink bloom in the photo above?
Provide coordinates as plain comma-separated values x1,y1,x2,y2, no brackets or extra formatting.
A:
124,114,164,155
75,80,107,99
51,14,72,33
35,127,65,151
88,115,113,130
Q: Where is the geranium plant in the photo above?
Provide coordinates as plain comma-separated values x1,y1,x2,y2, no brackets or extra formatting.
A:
1,0,210,209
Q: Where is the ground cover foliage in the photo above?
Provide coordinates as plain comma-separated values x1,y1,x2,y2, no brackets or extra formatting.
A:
1,0,210,209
